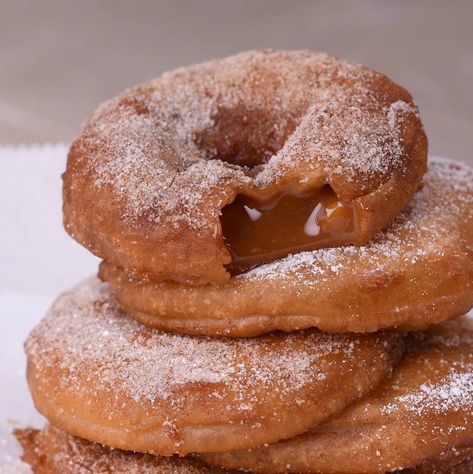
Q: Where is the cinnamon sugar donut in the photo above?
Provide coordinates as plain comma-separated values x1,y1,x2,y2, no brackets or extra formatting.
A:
100,157,473,336
201,317,473,473
25,278,405,456
403,447,473,474
63,49,427,285
15,425,473,474
15,424,233,474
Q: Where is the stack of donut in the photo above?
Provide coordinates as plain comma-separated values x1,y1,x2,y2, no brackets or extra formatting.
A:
17,51,473,473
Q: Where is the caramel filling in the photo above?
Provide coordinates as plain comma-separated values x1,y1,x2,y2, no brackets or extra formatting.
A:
221,186,359,275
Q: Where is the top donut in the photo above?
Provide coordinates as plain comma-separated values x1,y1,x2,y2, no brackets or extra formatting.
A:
63,50,427,284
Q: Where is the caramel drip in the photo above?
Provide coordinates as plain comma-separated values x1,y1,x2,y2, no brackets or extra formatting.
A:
221,186,359,275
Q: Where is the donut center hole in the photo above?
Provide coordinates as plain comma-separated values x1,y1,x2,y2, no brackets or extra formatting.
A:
195,106,287,169
221,186,360,275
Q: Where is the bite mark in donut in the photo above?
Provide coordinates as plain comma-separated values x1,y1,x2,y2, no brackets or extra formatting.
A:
100,157,473,336
63,50,428,284
221,185,359,274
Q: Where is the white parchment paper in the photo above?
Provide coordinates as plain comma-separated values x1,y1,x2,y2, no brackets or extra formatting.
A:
0,144,99,471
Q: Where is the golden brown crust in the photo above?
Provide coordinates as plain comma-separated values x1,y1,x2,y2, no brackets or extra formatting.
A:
200,317,473,473
15,424,232,473
100,157,473,336
15,425,473,474
403,446,473,474
63,49,427,285
25,278,405,456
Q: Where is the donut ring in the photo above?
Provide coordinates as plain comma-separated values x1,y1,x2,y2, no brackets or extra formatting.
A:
100,157,473,337
15,425,473,474
15,424,234,474
63,49,427,285
201,317,473,473
403,447,473,474
25,278,405,456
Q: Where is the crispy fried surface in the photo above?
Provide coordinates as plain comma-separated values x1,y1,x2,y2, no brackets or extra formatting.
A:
25,278,405,456
201,317,473,473
15,425,473,474
101,157,473,336
15,424,232,473
64,49,426,285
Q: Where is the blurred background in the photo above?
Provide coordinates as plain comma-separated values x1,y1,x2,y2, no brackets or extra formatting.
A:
1,0,473,164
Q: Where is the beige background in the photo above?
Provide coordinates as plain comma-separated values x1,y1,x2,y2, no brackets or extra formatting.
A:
1,0,473,164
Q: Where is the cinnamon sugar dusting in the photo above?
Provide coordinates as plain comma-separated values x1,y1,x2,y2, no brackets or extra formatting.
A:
383,319,473,421
25,278,394,408
242,157,473,285
16,425,228,474
76,50,422,227
255,95,417,187
386,370,473,417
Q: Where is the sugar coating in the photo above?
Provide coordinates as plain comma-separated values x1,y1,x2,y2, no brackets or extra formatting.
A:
241,156,473,286
16,426,226,474
25,278,394,408
360,320,473,470
75,49,421,227
196,319,472,474
387,371,473,417
382,321,473,423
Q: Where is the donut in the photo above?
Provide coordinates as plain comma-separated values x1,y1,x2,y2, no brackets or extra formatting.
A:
25,278,405,456
403,447,473,474
15,425,473,474
200,317,473,473
14,424,233,474
100,157,473,337
63,49,427,285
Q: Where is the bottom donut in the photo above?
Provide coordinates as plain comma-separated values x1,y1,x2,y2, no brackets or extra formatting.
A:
201,317,473,473
15,424,232,474
15,424,473,474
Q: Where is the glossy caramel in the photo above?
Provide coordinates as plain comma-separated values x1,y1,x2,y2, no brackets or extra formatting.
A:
221,186,359,275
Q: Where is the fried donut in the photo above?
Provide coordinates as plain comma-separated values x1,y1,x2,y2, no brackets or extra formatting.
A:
63,49,427,285
100,157,473,337
25,278,405,456
403,447,473,474
15,425,473,474
201,317,473,473
15,424,234,474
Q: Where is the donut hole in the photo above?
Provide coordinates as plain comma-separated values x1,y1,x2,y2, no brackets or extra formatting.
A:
221,185,360,275
195,105,295,169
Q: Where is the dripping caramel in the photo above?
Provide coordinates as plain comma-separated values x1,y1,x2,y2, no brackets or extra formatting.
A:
221,186,359,275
